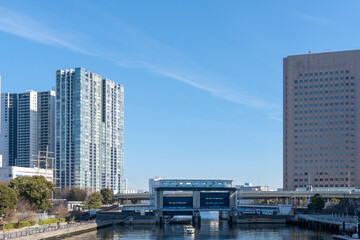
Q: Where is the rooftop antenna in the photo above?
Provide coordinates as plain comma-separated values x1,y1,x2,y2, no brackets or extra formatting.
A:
308,50,312,54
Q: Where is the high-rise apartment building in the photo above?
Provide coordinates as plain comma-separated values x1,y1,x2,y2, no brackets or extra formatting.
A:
101,79,125,192
17,90,38,167
0,75,1,166
283,50,360,190
37,90,56,167
0,75,2,166
0,90,55,168
0,93,17,166
56,68,124,193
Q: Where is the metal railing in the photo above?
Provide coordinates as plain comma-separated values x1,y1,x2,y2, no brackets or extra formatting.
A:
298,214,358,224
0,220,96,240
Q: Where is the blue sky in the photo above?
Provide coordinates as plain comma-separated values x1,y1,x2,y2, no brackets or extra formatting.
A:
0,0,359,190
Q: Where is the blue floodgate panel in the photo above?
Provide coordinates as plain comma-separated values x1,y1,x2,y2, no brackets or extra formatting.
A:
163,196,193,209
200,192,229,209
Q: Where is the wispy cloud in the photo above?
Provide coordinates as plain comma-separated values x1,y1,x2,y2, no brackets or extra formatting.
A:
268,112,283,122
0,6,282,121
0,6,89,54
141,61,280,110
295,14,328,24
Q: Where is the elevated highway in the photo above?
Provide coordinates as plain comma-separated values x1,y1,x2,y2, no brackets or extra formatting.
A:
115,190,360,203
115,193,151,201
239,190,360,199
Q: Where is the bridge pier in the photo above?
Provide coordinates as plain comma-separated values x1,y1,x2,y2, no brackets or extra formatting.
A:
155,189,164,225
192,211,201,226
229,211,237,225
219,211,230,220
156,212,163,225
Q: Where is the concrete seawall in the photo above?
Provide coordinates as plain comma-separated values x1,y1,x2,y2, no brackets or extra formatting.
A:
236,215,288,224
290,214,360,236
97,212,156,224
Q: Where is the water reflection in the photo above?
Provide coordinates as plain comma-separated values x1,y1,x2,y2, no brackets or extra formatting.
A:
65,220,333,240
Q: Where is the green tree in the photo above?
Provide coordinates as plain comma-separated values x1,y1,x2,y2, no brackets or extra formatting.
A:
68,188,87,201
0,183,17,222
8,176,28,196
330,198,340,206
9,176,54,212
308,194,325,211
84,192,103,209
100,188,113,205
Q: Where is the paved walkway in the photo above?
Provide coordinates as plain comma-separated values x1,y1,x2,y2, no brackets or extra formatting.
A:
0,220,112,240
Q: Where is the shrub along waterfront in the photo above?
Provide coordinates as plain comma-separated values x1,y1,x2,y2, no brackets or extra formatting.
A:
3,218,66,230
0,176,114,230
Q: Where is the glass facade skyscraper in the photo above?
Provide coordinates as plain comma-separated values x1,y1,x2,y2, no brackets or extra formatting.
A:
56,68,124,193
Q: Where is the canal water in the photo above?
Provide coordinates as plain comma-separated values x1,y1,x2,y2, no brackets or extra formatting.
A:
65,223,333,239
63,212,333,240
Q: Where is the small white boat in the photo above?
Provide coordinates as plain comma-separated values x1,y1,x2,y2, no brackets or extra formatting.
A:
183,225,195,234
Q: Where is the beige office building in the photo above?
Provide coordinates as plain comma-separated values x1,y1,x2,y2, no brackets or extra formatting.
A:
283,50,360,190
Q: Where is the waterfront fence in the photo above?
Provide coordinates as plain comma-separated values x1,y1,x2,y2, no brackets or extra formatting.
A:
0,220,96,240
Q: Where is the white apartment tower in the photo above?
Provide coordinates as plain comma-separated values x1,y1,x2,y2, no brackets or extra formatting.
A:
56,68,124,193
0,91,37,167
17,90,38,167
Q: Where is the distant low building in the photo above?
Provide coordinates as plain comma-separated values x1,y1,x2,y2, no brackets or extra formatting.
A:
52,199,84,212
236,183,271,192
0,166,53,182
121,189,137,194
67,201,84,211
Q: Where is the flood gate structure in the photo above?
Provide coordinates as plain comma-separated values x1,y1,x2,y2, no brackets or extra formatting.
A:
154,179,237,225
